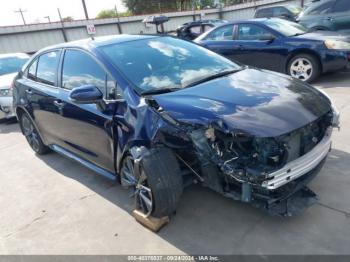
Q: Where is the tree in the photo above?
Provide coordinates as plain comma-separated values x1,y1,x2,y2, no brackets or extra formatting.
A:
62,16,74,22
97,9,118,19
122,0,216,14
96,9,132,19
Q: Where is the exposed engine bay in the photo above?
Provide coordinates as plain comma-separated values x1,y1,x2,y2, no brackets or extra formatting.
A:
154,108,337,216
193,111,333,184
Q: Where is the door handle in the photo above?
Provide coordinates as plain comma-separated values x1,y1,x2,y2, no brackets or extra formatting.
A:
53,100,64,108
25,89,33,95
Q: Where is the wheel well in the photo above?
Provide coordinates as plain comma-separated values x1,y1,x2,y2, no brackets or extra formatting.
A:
286,50,322,74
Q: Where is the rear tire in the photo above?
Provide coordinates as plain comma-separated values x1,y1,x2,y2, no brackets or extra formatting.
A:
121,147,183,218
20,113,50,155
287,54,321,83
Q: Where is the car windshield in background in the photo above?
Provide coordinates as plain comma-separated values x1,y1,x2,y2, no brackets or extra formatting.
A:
100,37,241,94
0,56,28,76
263,19,308,37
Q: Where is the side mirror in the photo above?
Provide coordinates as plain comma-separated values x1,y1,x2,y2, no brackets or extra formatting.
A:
69,85,103,104
259,34,276,42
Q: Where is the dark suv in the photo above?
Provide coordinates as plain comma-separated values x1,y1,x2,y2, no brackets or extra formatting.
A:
254,5,302,21
13,35,339,218
297,0,350,32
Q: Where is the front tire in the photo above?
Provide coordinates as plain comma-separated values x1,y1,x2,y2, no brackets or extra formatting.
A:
20,113,50,155
287,54,320,83
120,147,183,218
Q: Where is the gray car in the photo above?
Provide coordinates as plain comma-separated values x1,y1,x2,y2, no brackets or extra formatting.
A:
297,0,350,33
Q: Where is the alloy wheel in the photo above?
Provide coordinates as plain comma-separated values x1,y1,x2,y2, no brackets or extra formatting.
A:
121,156,153,217
21,115,41,153
289,58,313,82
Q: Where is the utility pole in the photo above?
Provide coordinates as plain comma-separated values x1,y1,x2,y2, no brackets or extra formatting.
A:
81,0,89,20
44,16,51,23
14,8,27,25
114,5,123,34
57,8,68,42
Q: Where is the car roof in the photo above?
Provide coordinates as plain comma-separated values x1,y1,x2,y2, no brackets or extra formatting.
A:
256,5,284,10
224,18,277,25
0,53,29,59
40,34,158,52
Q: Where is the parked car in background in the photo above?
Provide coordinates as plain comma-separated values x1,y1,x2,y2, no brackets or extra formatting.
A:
0,53,29,119
176,19,227,40
297,0,350,33
254,5,302,22
13,35,339,218
195,18,350,82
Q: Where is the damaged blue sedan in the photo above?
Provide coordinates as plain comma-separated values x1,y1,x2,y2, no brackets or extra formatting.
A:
13,35,340,218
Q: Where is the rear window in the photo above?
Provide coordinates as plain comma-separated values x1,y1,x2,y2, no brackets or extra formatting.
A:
255,8,273,18
35,51,61,86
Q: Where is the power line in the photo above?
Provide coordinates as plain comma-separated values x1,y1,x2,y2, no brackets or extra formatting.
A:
14,8,27,25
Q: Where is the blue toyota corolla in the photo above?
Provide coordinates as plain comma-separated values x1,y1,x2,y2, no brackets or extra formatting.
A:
13,35,340,218
195,18,350,82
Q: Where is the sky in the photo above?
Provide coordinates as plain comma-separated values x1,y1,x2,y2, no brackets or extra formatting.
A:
0,0,126,27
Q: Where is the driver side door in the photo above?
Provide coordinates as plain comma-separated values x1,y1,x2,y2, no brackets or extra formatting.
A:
233,23,286,72
52,48,119,173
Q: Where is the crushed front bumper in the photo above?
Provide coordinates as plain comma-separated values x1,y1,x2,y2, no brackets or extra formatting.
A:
262,129,332,190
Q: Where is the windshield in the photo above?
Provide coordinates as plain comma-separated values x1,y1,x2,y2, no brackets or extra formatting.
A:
0,56,28,76
100,37,241,94
262,19,308,37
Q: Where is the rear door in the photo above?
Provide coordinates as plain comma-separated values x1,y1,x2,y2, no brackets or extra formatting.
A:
199,24,237,60
233,23,286,72
19,50,62,146
51,48,119,172
331,0,350,33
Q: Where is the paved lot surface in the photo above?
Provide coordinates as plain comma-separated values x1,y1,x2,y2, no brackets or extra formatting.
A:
0,72,350,255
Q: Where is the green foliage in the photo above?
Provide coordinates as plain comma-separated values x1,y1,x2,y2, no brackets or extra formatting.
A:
122,0,216,15
96,9,132,19
62,16,74,22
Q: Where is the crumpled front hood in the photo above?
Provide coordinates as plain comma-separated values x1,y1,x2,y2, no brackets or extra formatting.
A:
153,68,331,137
0,73,17,90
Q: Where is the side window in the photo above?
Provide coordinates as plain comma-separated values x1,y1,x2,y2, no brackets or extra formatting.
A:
333,0,350,12
237,24,271,40
205,25,234,41
106,75,122,100
36,51,60,86
256,8,273,18
62,50,106,92
189,25,201,34
28,59,38,80
273,7,288,16
203,25,213,32
307,1,334,15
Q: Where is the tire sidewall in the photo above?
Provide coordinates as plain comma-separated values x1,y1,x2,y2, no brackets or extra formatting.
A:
288,54,320,83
